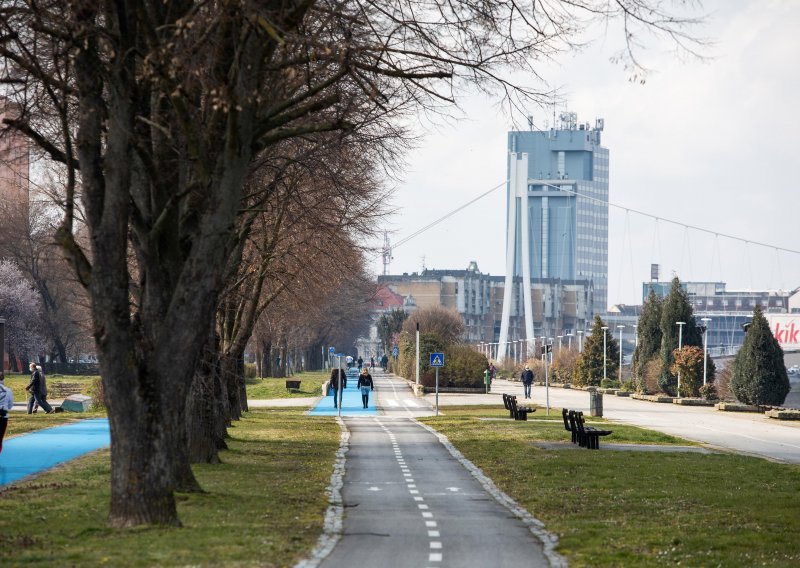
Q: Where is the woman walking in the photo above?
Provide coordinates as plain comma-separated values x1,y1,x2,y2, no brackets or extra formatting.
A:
357,367,374,409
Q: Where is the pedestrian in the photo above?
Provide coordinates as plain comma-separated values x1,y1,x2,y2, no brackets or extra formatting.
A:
357,356,363,370
357,367,374,409
370,356,375,369
381,354,389,370
521,365,535,399
0,372,13,455
26,362,54,414
329,368,345,408
488,363,496,381
345,355,354,369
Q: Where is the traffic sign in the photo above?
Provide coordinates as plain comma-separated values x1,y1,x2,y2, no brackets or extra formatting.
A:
328,346,335,353
392,346,399,358
430,353,445,367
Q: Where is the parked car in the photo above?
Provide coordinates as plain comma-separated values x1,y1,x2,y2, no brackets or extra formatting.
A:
788,365,799,375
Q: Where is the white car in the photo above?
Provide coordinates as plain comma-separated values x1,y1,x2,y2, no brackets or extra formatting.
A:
788,365,800,375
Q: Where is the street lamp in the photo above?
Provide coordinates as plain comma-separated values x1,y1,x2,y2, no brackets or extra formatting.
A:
557,335,563,352
633,324,638,348
601,326,609,382
701,317,712,386
577,330,584,353
617,325,625,384
676,321,686,397
567,333,573,350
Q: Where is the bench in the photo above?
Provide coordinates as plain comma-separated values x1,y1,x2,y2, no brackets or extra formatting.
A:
565,409,612,449
562,408,578,444
49,382,82,398
502,393,515,418
507,394,535,421
285,380,301,392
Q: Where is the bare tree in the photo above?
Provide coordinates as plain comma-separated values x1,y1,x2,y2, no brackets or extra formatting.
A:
0,0,706,528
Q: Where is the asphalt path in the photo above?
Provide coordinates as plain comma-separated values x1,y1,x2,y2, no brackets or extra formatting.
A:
318,414,553,568
307,370,558,567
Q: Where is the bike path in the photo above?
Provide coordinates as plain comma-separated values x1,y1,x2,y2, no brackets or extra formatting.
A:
308,376,377,417
0,419,110,487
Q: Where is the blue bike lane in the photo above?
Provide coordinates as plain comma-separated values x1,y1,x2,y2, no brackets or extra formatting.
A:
0,419,110,487
309,372,377,417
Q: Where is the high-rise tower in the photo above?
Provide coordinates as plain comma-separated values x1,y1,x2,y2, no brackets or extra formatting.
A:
497,113,608,360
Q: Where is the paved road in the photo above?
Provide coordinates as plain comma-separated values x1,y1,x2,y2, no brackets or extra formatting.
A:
319,414,553,568
423,379,800,464
309,370,558,567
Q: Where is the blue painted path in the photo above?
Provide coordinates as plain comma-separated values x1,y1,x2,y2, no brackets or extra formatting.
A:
0,419,110,487
309,374,377,417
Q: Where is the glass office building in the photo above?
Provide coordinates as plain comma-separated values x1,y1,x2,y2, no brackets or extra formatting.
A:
506,113,609,316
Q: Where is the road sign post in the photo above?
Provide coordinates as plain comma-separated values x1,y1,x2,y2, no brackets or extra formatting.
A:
430,353,444,417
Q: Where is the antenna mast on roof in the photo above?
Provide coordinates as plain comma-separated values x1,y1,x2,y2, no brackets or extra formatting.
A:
382,231,392,275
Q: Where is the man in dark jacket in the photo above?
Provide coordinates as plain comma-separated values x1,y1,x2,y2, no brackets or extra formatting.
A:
521,365,535,400
329,368,346,408
26,362,54,414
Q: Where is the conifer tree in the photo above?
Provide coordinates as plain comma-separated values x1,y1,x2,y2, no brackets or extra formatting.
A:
632,285,662,385
658,276,702,395
573,315,619,386
731,306,790,406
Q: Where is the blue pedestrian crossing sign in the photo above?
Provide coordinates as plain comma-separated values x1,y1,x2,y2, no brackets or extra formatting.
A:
328,346,335,354
430,353,445,367
392,345,399,358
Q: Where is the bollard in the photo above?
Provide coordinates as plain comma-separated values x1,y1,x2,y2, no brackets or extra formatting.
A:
589,388,603,417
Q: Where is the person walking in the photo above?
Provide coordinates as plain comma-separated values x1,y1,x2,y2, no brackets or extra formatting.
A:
357,367,374,409
521,365,535,399
329,368,345,408
381,354,389,371
370,356,375,369
357,356,363,371
26,362,54,414
0,372,13,455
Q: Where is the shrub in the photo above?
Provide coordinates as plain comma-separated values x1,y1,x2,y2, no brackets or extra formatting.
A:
89,377,106,410
397,332,445,382
699,383,718,401
244,363,258,379
715,365,734,401
550,349,579,384
423,344,486,388
639,358,663,394
670,346,704,397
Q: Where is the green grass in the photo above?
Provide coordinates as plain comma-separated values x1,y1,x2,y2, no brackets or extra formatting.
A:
0,409,339,566
245,370,328,399
4,374,98,400
421,406,800,567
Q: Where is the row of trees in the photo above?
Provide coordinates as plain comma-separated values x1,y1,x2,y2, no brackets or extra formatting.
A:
0,0,706,529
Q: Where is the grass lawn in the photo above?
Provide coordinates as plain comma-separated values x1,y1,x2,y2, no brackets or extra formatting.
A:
3,373,98,401
0,409,339,566
245,370,328,399
421,406,800,567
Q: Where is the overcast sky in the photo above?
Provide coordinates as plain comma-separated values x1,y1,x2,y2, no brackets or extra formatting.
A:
372,0,800,308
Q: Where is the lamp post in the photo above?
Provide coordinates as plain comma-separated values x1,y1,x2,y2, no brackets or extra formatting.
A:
577,330,584,353
557,335,563,352
617,325,625,384
601,326,609,382
701,317,712,386
633,324,638,348
567,333,573,351
676,321,686,397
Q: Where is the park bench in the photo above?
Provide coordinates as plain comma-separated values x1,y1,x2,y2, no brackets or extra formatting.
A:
49,382,82,398
285,380,301,392
502,393,515,418
507,394,535,421
561,408,578,444
566,409,612,449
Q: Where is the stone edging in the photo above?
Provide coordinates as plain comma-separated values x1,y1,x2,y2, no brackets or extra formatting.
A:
414,419,567,568
294,417,349,568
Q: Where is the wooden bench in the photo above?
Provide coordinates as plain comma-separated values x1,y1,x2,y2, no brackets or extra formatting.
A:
507,394,535,421
562,408,578,444
285,380,301,392
502,393,515,418
49,382,82,398
566,409,612,449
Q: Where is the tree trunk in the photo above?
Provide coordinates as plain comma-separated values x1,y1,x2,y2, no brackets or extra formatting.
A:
186,343,221,464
